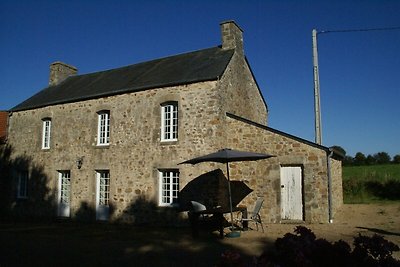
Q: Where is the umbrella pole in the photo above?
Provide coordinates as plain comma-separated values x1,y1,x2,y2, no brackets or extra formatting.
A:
226,162,234,231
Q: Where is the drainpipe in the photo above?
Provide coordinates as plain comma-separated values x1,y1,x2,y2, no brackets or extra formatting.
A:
327,149,334,223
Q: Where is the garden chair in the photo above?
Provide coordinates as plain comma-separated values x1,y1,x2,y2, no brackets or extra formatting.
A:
238,197,264,232
191,201,207,212
190,201,211,219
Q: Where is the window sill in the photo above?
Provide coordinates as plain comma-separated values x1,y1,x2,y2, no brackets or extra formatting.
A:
95,144,110,149
160,140,178,145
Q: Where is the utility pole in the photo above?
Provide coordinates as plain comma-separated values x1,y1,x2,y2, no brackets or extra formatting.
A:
312,29,322,145
311,26,400,145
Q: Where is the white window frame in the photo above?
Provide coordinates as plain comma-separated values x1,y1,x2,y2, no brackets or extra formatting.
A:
97,111,110,146
58,171,71,205
42,118,51,149
96,170,110,207
161,103,178,142
158,170,179,207
57,170,71,217
17,171,28,199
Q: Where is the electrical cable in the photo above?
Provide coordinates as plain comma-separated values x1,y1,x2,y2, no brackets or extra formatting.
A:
318,26,400,34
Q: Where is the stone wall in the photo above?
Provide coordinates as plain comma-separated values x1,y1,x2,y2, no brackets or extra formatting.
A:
330,157,343,218
219,51,268,126
226,115,342,223
7,80,233,223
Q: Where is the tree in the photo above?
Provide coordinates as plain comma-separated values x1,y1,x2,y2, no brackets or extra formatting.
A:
354,152,366,166
331,146,346,157
343,156,354,166
374,152,391,164
393,154,400,164
366,154,377,165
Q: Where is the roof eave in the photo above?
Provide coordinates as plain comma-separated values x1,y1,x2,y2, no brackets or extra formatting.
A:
11,77,221,112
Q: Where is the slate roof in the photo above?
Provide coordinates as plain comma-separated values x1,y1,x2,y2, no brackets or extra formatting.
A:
226,113,345,160
12,46,234,111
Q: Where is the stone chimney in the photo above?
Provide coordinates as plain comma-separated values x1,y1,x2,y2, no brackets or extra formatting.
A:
220,20,244,54
49,61,77,86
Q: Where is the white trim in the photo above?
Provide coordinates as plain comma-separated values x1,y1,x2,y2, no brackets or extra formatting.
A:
160,103,178,142
42,119,51,149
97,111,110,146
96,170,110,220
57,171,71,217
158,170,179,206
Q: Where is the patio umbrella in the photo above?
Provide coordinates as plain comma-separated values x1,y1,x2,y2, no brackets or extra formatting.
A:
179,169,253,211
180,148,274,232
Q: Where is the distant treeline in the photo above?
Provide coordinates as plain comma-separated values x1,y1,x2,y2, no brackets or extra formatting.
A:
331,146,400,166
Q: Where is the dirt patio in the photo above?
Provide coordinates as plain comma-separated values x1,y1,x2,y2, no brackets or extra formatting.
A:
0,204,399,266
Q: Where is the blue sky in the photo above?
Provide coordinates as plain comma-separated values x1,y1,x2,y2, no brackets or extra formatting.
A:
1,0,399,157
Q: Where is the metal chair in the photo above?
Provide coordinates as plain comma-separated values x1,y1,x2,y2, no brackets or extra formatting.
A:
190,201,210,219
239,197,264,232
191,201,207,212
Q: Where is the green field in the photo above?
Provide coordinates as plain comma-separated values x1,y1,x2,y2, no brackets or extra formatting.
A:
342,164,400,203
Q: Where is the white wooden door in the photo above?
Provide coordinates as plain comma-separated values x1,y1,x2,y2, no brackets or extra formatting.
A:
96,171,110,221
280,166,303,220
58,171,71,217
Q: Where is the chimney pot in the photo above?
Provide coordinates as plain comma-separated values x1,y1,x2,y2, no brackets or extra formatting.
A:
49,61,77,86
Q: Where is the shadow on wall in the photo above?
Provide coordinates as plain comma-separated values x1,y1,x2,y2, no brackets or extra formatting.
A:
0,145,184,225
74,201,96,222
116,195,184,226
0,145,248,227
0,144,57,221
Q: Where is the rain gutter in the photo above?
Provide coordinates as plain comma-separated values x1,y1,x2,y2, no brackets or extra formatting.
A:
327,149,334,223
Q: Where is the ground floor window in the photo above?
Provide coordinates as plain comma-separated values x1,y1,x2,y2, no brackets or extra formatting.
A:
96,170,110,221
58,170,71,217
97,171,110,206
17,171,28,199
159,170,179,206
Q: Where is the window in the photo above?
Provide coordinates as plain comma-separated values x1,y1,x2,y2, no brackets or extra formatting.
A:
58,171,71,217
97,171,110,206
159,170,179,206
161,102,178,141
17,171,28,199
42,118,51,149
59,171,71,205
97,111,110,145
96,170,110,221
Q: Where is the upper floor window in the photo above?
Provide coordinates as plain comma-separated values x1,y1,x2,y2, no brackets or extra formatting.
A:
97,110,110,146
17,171,28,199
42,118,51,149
159,169,179,206
161,102,178,142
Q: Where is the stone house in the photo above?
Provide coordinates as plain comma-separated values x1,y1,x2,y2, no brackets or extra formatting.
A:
0,111,8,144
4,21,343,224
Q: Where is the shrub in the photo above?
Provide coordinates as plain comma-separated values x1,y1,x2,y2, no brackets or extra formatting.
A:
216,226,400,267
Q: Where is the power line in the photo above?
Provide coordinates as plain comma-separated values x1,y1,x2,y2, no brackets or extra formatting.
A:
318,26,400,34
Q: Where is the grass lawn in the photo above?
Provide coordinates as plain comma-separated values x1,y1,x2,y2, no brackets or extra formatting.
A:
343,164,400,203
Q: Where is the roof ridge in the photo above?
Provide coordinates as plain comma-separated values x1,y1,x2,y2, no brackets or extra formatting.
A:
69,46,226,79
11,46,235,111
